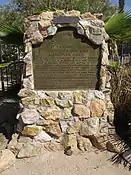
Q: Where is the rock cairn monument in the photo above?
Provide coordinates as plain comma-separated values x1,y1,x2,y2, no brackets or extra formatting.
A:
15,10,116,157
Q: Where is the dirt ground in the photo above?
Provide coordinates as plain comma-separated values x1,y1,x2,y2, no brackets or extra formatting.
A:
1,151,131,175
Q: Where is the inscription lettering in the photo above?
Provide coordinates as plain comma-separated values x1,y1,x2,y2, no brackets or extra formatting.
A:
33,27,100,90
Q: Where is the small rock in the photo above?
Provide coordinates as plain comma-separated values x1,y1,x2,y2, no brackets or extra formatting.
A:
21,108,40,125
38,106,61,121
58,92,73,100
67,121,81,134
44,141,63,151
17,144,45,158
0,149,16,173
21,96,39,106
7,134,23,156
22,125,42,137
47,25,57,36
43,122,61,138
40,97,55,106
0,134,8,152
18,89,36,98
62,108,72,119
80,117,99,136
73,104,90,119
59,120,69,133
45,92,58,99
73,91,83,104
62,134,78,151
33,131,52,143
55,99,72,108
94,91,105,100
90,99,106,117
77,136,92,151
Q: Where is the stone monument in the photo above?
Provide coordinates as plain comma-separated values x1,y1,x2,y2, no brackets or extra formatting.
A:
15,10,115,157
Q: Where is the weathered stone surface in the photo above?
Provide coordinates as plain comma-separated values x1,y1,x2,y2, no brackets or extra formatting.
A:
21,108,40,125
89,135,108,150
17,144,45,158
62,108,72,119
33,131,52,143
22,125,42,137
53,10,65,16
44,141,64,151
55,99,72,108
40,97,55,106
66,10,80,17
8,134,23,156
18,136,33,144
94,91,105,100
81,12,97,20
77,136,92,151
40,11,53,20
0,134,8,152
83,90,95,100
43,122,61,137
73,104,90,119
38,20,51,28
58,92,73,100
21,96,39,106
90,99,106,117
73,91,83,104
38,106,61,121
67,121,81,134
45,92,58,99
62,134,77,151
80,117,99,136
0,149,16,173
36,117,46,126
99,117,108,135
47,25,57,36
59,120,69,133
90,19,104,28
102,40,109,66
18,88,36,98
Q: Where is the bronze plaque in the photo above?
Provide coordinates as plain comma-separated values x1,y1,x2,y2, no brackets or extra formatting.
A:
33,27,100,90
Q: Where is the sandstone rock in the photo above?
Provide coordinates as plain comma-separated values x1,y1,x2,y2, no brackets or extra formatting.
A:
17,144,45,158
67,121,81,134
66,10,80,17
22,125,42,137
18,89,36,98
90,99,106,117
33,131,52,143
62,108,72,119
8,134,23,156
38,20,51,28
53,10,66,16
31,31,43,44
45,92,58,99
36,117,46,126
38,106,61,121
47,25,57,36
58,92,73,100
73,91,83,104
40,97,55,106
0,134,8,152
80,117,99,136
59,120,69,133
89,135,108,150
55,99,72,108
21,96,39,106
43,122,61,138
77,136,92,151
62,134,77,151
18,136,33,144
99,117,108,135
0,149,16,173
85,25,103,45
41,11,53,20
44,141,64,151
21,108,40,125
94,91,105,100
73,104,90,119
81,12,97,20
